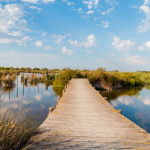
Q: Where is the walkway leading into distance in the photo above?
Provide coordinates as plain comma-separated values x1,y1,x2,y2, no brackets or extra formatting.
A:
27,79,150,150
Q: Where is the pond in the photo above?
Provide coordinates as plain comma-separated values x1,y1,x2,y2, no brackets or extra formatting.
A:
101,86,150,134
0,73,63,125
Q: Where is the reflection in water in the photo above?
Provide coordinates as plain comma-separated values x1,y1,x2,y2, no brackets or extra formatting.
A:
101,87,150,133
0,73,63,126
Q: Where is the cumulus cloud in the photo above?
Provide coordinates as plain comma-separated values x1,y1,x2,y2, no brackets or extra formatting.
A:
138,1,150,32
112,36,136,50
87,49,95,53
36,40,44,48
44,45,52,50
62,47,74,55
35,94,43,101
22,0,55,3
67,2,74,6
138,46,145,50
68,34,96,48
145,41,150,49
87,10,94,15
82,0,99,7
52,34,66,44
119,55,149,64
144,0,150,5
100,6,114,15
101,21,110,28
29,6,42,11
142,97,150,105
78,8,84,13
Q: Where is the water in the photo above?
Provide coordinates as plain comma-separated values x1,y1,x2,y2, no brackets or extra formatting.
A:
0,73,63,125
1,74,150,133
101,86,150,134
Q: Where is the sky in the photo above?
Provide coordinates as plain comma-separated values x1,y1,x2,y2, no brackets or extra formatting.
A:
0,0,150,71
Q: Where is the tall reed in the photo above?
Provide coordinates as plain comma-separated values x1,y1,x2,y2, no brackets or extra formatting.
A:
0,97,38,150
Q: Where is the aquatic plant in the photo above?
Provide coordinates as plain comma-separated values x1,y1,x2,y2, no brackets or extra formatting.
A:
0,98,38,150
53,70,83,87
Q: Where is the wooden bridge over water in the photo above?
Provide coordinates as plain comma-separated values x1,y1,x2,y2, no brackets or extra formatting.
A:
28,79,150,149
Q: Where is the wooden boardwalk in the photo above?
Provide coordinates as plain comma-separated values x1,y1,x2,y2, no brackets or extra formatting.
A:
28,79,150,149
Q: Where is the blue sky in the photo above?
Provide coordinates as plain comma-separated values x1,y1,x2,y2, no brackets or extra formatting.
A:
0,0,150,71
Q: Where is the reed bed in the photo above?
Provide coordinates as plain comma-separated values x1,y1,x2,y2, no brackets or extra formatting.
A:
0,98,38,150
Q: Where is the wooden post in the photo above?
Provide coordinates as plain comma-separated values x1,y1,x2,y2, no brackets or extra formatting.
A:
117,110,122,114
9,73,10,86
23,73,24,96
17,72,18,97
49,107,55,113
38,72,39,92
46,71,48,80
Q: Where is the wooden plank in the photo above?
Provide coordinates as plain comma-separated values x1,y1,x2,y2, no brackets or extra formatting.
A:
27,79,150,149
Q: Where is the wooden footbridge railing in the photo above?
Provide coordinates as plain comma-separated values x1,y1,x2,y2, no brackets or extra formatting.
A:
27,79,150,149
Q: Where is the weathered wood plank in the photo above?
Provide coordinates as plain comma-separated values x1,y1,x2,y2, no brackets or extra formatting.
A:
27,79,150,149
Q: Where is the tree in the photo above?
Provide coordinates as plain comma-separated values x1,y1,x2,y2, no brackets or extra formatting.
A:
97,67,106,72
26,67,31,71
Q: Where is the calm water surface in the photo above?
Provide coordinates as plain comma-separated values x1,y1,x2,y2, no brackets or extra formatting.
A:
0,73,62,125
1,74,150,133
101,86,150,133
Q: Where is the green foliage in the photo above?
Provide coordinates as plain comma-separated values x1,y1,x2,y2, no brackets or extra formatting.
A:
20,67,25,70
87,71,145,88
33,68,40,70
53,70,83,87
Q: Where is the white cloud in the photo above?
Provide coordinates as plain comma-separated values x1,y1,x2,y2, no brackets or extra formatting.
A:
21,0,39,4
97,59,107,64
0,38,22,44
41,32,46,37
142,97,150,105
138,2,150,32
87,49,95,53
100,6,114,15
23,36,32,41
138,46,145,50
29,6,42,11
67,2,74,6
68,34,96,48
78,8,84,13
0,4,25,33
68,39,83,47
105,0,118,5
112,36,136,50
36,40,44,48
145,41,150,49
62,47,74,55
83,34,96,47
44,92,51,96
101,21,110,28
119,55,149,64
87,10,94,15
52,34,66,44
44,45,52,50
88,5,93,9
43,0,56,3
144,0,150,5
35,94,43,101
62,0,67,2
8,30,22,37
82,0,99,6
